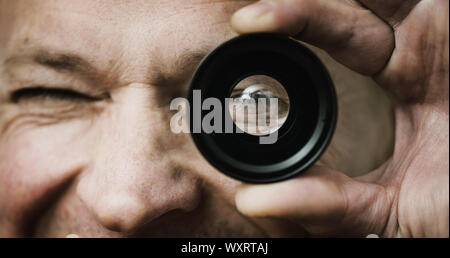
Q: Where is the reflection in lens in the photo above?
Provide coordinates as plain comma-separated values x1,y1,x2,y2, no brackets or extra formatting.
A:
228,75,290,136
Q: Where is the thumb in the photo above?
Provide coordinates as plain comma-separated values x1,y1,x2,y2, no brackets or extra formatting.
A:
231,0,394,76
235,165,392,237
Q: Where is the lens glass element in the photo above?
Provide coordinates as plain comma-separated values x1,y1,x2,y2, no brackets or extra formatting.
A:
228,75,290,136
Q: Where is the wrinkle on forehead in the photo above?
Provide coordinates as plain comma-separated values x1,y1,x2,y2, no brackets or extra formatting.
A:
0,0,254,24
0,0,254,86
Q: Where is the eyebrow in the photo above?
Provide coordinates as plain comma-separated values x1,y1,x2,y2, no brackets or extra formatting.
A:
5,50,99,77
34,52,89,72
5,47,211,86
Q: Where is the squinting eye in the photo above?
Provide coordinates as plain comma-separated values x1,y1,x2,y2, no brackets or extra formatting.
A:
11,87,108,103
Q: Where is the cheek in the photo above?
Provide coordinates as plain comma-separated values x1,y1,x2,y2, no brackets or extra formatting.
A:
0,119,95,218
162,119,241,203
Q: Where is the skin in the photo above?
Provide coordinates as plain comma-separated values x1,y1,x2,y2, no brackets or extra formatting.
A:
232,0,449,237
0,0,443,238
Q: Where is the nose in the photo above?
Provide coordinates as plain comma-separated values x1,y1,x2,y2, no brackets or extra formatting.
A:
76,84,201,233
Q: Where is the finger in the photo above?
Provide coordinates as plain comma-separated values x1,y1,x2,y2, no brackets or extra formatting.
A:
235,165,391,237
357,0,421,26
231,0,394,76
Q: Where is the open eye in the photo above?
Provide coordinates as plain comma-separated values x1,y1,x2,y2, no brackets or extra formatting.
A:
229,79,291,136
230,85,289,115
231,86,275,103
11,87,109,103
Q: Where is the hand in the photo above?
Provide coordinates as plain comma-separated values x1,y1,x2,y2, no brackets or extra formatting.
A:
231,0,449,237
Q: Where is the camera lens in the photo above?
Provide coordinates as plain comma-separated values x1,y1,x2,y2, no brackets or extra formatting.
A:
228,75,290,136
188,33,337,183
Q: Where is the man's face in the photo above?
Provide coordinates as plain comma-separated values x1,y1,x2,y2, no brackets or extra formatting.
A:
0,0,290,237
0,0,393,237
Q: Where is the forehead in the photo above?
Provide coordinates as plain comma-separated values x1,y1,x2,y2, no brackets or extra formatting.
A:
0,0,252,84
0,0,252,28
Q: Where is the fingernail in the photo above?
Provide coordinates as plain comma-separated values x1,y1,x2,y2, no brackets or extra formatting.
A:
236,0,274,17
65,233,80,238
231,1,277,33
235,184,274,215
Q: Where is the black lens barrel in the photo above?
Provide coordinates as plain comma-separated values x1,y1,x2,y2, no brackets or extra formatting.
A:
188,33,337,183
